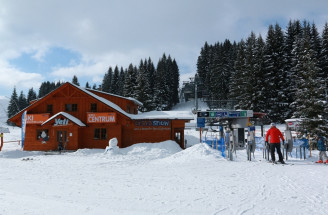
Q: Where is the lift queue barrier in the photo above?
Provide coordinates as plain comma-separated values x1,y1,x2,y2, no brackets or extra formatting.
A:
202,133,310,161
203,136,226,158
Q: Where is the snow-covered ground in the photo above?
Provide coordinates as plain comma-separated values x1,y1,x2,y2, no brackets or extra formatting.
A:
1,99,328,214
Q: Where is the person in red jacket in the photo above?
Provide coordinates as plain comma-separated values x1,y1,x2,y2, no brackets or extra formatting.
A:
265,123,285,164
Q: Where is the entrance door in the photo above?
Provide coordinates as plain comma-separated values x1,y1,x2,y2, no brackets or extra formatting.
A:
57,130,67,151
174,128,184,149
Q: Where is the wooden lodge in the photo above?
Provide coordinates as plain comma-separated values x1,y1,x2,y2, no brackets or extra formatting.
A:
9,82,193,151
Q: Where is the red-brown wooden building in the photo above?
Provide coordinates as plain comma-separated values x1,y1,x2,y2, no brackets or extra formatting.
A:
9,82,193,151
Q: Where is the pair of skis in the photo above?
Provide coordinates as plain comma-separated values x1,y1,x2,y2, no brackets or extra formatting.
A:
268,161,292,166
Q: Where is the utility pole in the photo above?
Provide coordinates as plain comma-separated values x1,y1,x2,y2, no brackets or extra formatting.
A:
195,74,198,111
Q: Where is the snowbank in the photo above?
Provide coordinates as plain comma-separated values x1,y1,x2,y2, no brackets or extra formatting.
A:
114,140,182,161
160,142,224,163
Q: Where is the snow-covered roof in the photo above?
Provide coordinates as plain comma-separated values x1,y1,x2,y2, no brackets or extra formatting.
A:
10,82,194,122
41,112,86,127
85,88,143,107
71,84,194,120
132,111,194,120
285,118,305,122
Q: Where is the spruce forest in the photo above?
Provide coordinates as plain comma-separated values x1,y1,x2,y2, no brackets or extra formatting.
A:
196,20,328,136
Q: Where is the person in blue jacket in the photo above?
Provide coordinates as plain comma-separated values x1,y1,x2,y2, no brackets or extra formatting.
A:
315,136,328,164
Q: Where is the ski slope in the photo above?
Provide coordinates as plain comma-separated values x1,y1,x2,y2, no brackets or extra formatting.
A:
1,99,328,214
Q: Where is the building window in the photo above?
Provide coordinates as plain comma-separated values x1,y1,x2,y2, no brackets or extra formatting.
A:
94,128,107,140
65,104,71,111
47,104,53,113
72,104,78,111
127,105,130,113
37,129,49,141
65,104,78,112
91,103,97,112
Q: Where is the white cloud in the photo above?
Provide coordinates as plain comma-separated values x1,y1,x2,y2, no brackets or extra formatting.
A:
0,0,328,95
0,60,43,92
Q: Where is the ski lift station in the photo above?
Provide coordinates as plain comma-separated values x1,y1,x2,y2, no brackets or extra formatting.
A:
197,110,259,160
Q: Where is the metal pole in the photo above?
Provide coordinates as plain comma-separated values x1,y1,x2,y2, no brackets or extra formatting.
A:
195,76,198,111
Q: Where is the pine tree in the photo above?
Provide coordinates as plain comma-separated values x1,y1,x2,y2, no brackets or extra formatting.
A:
263,24,286,122
243,32,257,110
221,39,235,100
123,64,137,97
253,35,267,112
154,54,170,110
7,87,19,119
72,75,80,86
38,81,61,98
85,82,90,88
171,59,180,105
18,91,28,110
197,42,211,96
292,21,324,136
102,67,113,93
147,58,156,98
310,22,322,62
118,67,126,96
136,60,152,111
166,55,175,109
111,66,120,95
27,87,37,104
284,20,302,118
207,43,222,105
92,83,97,90
320,22,328,135
320,23,328,94
229,40,246,109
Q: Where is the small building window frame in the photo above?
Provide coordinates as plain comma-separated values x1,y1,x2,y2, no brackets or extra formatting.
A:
65,104,71,112
65,104,78,112
91,103,97,112
94,128,107,140
72,104,78,112
37,129,49,141
46,104,53,113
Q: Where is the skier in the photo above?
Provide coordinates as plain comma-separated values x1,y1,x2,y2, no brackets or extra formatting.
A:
265,123,285,164
315,136,328,164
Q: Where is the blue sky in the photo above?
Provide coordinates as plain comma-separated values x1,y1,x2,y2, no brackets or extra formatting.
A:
9,47,82,75
0,0,328,97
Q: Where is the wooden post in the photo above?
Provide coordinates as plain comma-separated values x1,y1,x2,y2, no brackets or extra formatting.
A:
0,133,3,151
200,127,202,143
